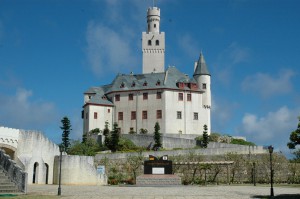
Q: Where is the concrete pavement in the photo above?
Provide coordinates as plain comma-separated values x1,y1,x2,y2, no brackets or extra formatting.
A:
26,184,300,199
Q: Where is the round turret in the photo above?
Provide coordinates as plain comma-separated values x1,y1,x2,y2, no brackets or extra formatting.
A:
147,7,160,33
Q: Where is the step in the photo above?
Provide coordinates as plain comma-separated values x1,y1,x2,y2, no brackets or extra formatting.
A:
136,174,182,186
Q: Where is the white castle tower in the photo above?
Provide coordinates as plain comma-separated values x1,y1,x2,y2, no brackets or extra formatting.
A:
142,7,165,74
193,52,211,133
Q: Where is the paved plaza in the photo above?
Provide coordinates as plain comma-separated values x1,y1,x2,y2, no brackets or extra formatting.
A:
26,184,300,199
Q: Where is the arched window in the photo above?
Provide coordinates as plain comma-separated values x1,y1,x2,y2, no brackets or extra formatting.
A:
156,40,159,46
154,24,156,28
148,40,152,46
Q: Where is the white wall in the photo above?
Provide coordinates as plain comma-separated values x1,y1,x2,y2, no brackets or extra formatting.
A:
16,130,60,185
53,155,107,185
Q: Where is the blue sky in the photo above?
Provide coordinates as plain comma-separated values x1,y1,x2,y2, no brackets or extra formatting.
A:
0,0,299,157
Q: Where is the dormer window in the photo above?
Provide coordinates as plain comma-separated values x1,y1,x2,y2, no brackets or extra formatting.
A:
156,80,161,86
131,81,135,87
102,95,107,100
143,81,148,86
148,40,152,46
120,82,125,88
177,82,185,89
156,40,159,46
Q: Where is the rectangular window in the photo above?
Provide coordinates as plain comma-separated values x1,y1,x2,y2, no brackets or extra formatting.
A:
202,83,207,89
187,94,192,101
143,93,148,100
94,112,97,119
157,110,162,119
131,111,136,120
115,94,120,101
194,112,198,120
156,92,161,99
129,93,133,101
178,93,183,101
177,111,182,119
108,109,110,113
142,111,147,119
118,112,123,120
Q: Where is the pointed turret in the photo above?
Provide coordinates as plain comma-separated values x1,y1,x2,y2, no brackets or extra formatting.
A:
193,52,210,77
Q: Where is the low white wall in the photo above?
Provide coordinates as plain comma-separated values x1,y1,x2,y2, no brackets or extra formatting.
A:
16,130,60,185
53,155,107,185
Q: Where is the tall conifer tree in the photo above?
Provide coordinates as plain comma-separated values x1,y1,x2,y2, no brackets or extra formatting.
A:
60,116,72,152
153,122,162,150
202,124,209,148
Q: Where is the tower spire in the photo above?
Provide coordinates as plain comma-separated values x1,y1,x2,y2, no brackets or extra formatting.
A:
193,52,210,77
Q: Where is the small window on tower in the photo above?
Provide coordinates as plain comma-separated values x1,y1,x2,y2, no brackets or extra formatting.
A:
94,112,97,119
148,40,152,46
156,40,159,46
194,112,198,120
154,24,156,28
202,83,207,90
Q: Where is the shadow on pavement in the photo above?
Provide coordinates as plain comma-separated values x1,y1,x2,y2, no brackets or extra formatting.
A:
252,194,300,199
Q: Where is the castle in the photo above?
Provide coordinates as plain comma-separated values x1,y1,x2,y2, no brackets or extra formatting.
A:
82,6,211,136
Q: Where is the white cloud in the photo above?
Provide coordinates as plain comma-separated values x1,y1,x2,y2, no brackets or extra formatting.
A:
85,21,138,76
242,69,294,98
0,88,58,130
241,106,300,154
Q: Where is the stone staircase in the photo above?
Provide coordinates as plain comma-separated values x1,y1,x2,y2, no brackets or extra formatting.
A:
0,168,18,193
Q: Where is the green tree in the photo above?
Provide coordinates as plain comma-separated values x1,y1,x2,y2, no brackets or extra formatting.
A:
153,122,162,150
110,122,120,152
60,116,72,152
230,138,255,146
103,121,111,149
103,121,110,136
202,124,209,148
287,116,300,149
68,138,99,156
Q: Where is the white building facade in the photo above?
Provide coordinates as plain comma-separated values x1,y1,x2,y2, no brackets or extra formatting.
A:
83,6,211,136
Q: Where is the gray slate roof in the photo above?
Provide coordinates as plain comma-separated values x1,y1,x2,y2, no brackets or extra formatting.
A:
84,67,200,106
193,53,210,76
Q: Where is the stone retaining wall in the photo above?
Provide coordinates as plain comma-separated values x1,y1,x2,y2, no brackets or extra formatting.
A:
0,149,27,193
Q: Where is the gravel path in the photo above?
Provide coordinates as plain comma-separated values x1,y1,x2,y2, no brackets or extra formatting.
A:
27,184,300,199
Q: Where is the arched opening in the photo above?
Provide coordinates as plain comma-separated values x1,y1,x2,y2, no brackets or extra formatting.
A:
156,40,159,46
32,162,39,184
148,40,152,46
45,163,49,184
